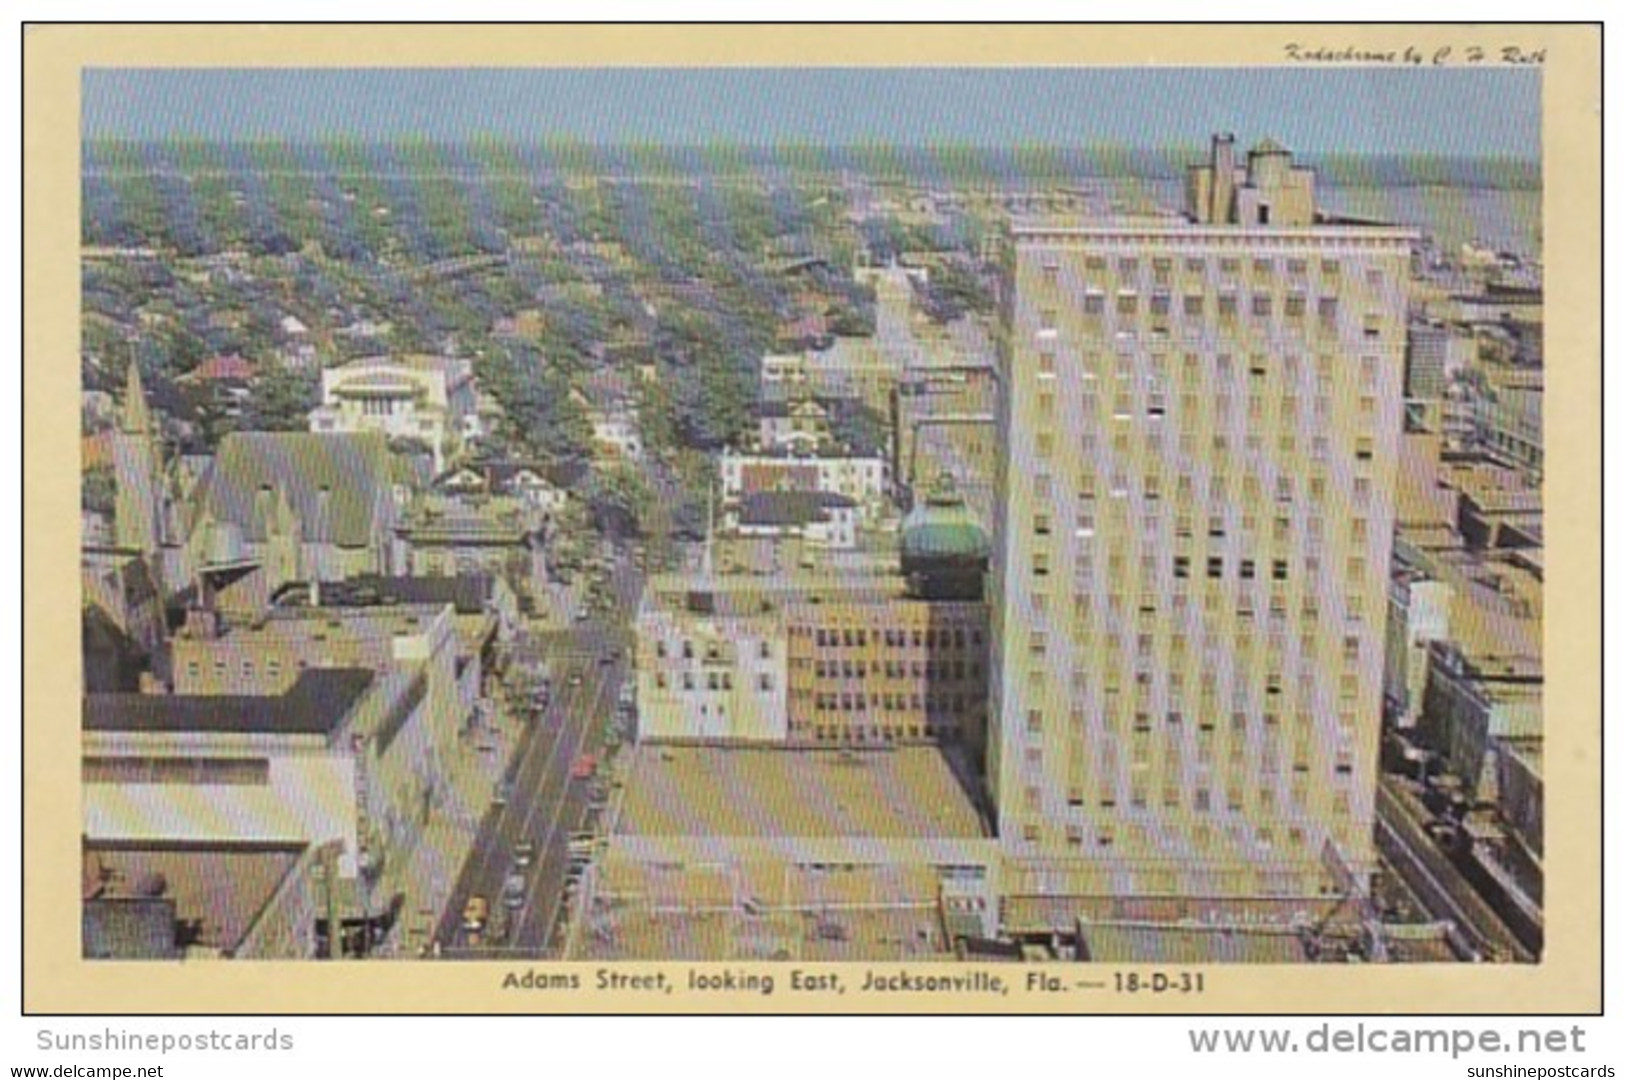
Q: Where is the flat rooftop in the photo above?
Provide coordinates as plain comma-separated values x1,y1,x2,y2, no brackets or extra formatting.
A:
1008,215,1418,239
615,744,988,841
83,839,306,957
256,601,451,638
327,573,498,616
642,559,915,614
1452,462,1542,515
1079,921,1309,964
84,668,374,738
574,902,955,963
1431,550,1543,662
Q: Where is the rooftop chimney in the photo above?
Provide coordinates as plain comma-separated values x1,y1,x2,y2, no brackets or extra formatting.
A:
1210,133,1237,225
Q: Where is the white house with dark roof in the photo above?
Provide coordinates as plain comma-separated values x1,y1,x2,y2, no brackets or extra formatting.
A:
432,460,571,514
725,491,859,549
571,369,643,462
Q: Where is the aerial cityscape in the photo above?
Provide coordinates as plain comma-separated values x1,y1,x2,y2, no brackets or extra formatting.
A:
77,68,1543,966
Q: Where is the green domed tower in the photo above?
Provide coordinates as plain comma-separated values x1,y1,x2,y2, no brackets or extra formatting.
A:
900,473,990,601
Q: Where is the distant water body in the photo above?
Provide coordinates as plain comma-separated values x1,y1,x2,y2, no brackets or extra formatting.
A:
1124,178,1540,261
82,140,1544,261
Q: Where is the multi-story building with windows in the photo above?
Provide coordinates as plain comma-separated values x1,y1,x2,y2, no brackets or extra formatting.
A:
637,489,991,753
989,135,1416,913
784,598,987,753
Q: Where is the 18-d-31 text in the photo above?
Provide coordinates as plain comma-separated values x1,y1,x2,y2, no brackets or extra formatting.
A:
1113,971,1207,994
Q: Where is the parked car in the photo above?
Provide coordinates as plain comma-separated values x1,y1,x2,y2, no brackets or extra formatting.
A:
512,841,536,869
502,871,527,909
493,779,513,806
462,895,488,933
571,754,597,780
567,832,595,863
487,905,510,945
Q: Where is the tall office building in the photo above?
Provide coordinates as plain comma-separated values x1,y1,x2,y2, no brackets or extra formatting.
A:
989,135,1416,906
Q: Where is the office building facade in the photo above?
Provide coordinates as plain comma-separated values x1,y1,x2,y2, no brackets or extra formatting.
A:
989,136,1416,902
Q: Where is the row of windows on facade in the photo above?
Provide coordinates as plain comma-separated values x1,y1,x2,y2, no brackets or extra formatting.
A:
805,626,984,650
1012,650,1374,710
1028,475,1380,525
1023,426,1380,470
1036,289,1389,330
1028,322,1382,356
183,655,305,682
791,723,966,743
1025,702,1361,748
1033,750,1365,799
1031,538,1377,578
1064,568,1380,612
1027,459,1380,510
811,659,982,681
810,692,974,714
1024,412,1384,457
1018,814,1343,851
1037,766,1362,807
1014,688,1368,734
1093,747,1357,784
1168,553,1374,583
1028,391,1385,435
1036,346,1387,383
1024,586,1373,628
1031,777,1356,817
1024,593,1359,643
1020,628,1367,668
654,639,773,661
1011,665,1371,712
1031,387,1375,420
1032,478,1379,527
1021,404,1386,454
652,670,772,693
83,756,272,786
1041,254,1381,283
1014,669,1371,727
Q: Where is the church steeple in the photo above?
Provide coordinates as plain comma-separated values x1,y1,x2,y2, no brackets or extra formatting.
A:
120,360,154,437
111,358,162,557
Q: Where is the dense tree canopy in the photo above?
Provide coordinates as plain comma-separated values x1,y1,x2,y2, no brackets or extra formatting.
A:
243,367,319,432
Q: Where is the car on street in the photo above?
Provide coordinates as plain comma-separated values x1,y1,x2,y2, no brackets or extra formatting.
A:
493,779,513,806
568,670,584,687
502,871,527,909
486,905,510,945
571,753,597,780
462,895,489,933
574,608,591,622
567,831,596,863
512,841,536,869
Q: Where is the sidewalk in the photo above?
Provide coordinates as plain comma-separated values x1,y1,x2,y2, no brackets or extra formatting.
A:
371,697,525,958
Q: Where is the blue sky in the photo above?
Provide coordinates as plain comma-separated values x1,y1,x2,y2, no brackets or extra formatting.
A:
83,68,1539,158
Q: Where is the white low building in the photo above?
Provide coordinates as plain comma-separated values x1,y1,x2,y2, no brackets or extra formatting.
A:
720,448,888,521
309,355,478,471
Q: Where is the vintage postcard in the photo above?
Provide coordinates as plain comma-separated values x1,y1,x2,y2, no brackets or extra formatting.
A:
22,24,1600,1014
